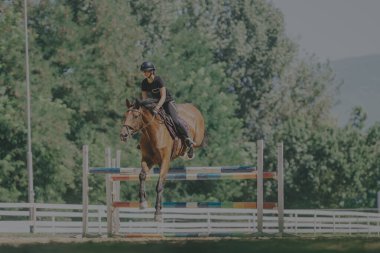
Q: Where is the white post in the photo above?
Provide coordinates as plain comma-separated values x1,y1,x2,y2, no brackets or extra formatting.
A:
97,207,102,234
257,140,264,234
105,147,113,237
277,143,284,236
333,212,336,234
377,191,380,213
252,210,256,233
367,216,370,236
82,145,89,237
114,150,121,234
52,216,56,235
313,210,317,236
106,184,113,236
24,0,35,234
207,211,211,235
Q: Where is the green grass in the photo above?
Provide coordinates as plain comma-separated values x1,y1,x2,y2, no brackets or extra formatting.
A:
1,238,380,253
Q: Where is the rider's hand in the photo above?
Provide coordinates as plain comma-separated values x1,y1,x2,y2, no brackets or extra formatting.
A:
153,107,159,116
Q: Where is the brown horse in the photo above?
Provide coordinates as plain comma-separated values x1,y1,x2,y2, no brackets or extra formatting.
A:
120,98,205,221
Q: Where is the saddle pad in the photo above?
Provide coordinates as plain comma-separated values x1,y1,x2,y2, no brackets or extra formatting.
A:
159,110,190,141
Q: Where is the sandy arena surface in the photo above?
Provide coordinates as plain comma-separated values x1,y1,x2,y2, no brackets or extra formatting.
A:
0,234,231,246
1,234,380,250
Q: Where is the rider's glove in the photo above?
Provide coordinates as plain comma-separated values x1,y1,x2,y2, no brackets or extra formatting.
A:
153,107,159,116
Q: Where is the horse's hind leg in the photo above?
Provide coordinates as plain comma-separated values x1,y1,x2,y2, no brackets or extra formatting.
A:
139,160,152,210
154,159,170,222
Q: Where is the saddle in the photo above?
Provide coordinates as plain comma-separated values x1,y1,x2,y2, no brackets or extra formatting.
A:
156,109,189,159
157,109,177,139
139,99,190,158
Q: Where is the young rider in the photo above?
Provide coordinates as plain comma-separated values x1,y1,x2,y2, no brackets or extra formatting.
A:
140,61,195,152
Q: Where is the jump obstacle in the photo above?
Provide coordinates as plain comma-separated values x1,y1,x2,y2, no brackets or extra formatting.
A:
82,140,284,237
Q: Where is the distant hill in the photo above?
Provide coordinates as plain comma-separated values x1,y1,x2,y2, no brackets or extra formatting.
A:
331,54,380,128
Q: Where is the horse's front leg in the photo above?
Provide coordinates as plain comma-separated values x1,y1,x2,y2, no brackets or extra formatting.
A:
154,158,170,222
139,160,152,210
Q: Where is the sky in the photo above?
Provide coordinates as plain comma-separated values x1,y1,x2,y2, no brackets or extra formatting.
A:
270,0,380,61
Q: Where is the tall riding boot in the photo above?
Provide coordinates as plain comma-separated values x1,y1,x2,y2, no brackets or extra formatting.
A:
181,128,194,147
175,121,194,148
177,125,194,158
165,101,195,158
183,131,195,159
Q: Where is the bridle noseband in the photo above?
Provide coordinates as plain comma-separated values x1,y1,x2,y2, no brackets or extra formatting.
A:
120,107,158,141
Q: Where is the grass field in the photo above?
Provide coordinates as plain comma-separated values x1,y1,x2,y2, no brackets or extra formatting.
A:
1,237,380,253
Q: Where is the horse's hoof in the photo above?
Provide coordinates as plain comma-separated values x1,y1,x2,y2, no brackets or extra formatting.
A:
139,201,148,210
154,213,163,222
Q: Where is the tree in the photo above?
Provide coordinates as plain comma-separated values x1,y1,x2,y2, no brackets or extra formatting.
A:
2,0,378,208
0,1,76,202
191,0,296,131
365,123,380,207
348,106,367,130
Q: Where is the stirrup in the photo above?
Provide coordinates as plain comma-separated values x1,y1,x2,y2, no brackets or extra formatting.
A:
187,147,194,159
185,138,195,147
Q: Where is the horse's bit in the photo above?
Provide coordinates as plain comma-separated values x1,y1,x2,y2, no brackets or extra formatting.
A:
120,108,159,141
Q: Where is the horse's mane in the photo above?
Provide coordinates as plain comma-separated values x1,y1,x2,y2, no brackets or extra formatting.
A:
140,98,159,108
135,98,159,110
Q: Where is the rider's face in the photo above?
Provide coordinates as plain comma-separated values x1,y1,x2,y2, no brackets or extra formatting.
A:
143,70,153,78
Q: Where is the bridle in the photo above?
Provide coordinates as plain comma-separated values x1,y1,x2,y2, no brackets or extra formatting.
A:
120,107,160,141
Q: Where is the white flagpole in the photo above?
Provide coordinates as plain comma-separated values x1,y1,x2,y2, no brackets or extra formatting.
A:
24,0,35,233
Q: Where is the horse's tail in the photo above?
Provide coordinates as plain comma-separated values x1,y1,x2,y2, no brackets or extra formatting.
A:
200,130,208,147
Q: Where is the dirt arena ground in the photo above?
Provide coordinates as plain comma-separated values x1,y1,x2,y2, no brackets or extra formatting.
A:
1,234,380,253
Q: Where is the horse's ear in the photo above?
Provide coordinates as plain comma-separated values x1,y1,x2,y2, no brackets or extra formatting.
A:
126,99,132,108
135,98,142,108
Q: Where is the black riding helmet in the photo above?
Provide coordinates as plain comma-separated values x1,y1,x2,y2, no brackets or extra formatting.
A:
140,61,156,72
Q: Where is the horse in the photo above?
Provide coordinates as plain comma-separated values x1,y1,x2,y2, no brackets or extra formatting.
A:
120,98,206,221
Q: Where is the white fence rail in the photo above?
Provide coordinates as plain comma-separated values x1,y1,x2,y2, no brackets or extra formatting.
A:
1,203,379,236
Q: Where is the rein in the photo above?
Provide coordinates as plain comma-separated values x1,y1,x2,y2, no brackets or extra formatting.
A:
122,108,163,140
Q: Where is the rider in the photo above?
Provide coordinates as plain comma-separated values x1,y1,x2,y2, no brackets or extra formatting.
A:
140,61,195,152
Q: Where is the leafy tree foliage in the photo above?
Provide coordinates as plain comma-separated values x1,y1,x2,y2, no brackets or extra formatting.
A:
0,1,76,202
1,0,379,208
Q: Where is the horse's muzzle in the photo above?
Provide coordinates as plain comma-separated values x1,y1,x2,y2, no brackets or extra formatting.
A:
120,133,128,142
120,125,133,142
